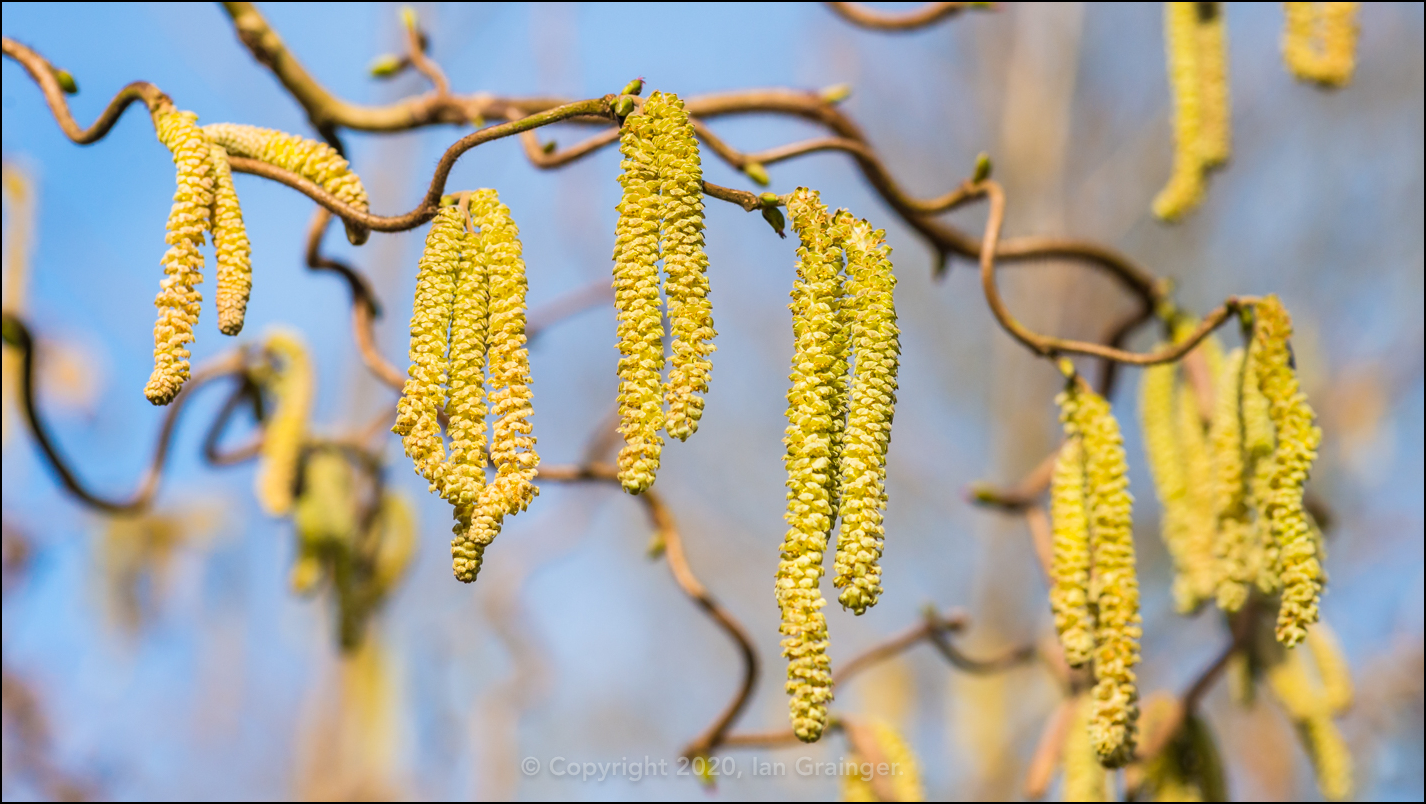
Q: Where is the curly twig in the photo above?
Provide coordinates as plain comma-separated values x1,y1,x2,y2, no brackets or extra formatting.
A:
826,1,988,31
1,37,168,143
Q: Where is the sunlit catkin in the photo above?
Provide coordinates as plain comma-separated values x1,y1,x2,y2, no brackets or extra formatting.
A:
456,190,539,583
393,207,463,495
1176,380,1220,607
611,105,665,493
1140,358,1200,612
1283,2,1361,87
1211,348,1255,611
207,144,252,336
1060,380,1141,767
778,188,843,743
1154,3,1231,222
146,109,213,405
1062,694,1109,802
202,123,368,225
645,91,716,442
1253,295,1323,647
255,329,312,516
832,214,899,616
1049,437,1095,667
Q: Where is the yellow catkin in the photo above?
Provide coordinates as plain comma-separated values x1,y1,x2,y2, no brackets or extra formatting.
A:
645,91,716,442
393,207,463,496
1154,3,1206,221
1306,622,1353,714
1062,694,1109,802
841,721,925,802
1140,359,1198,612
370,492,417,597
1049,437,1095,667
1239,348,1280,593
611,106,665,493
832,215,899,615
1175,381,1219,607
1196,2,1231,168
778,188,843,743
146,109,213,405
1283,2,1361,87
1061,381,1141,767
1263,636,1354,800
207,143,252,336
291,449,357,596
455,190,539,583
1136,694,1227,802
1210,348,1256,611
255,329,312,516
1253,296,1323,647
202,123,368,219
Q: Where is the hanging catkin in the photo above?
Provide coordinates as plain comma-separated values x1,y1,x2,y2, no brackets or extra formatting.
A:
611,105,666,494
202,124,368,224
1061,694,1109,802
1252,295,1323,647
777,188,843,743
1263,632,1354,800
646,91,716,443
1049,437,1095,667
1283,2,1361,87
207,143,252,336
1154,2,1232,222
255,329,312,516
1210,348,1257,611
831,213,899,616
840,721,925,802
1057,378,1141,768
145,108,213,405
455,190,539,583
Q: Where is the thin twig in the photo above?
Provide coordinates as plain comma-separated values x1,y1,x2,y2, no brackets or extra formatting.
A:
825,1,987,31
1,37,168,143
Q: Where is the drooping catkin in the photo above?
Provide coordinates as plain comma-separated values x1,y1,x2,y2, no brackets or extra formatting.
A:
393,206,463,496
146,109,213,405
1136,694,1228,803
207,143,252,336
1049,437,1095,667
1175,380,1220,606
455,190,539,584
611,106,666,494
255,329,312,516
1283,2,1361,87
841,721,925,802
1154,2,1232,222
291,449,357,595
777,188,843,743
832,214,899,616
202,123,368,222
1253,295,1323,647
1062,694,1109,803
1263,632,1354,800
1211,348,1256,611
1059,380,1141,767
1140,359,1197,612
645,91,716,443
1306,622,1353,714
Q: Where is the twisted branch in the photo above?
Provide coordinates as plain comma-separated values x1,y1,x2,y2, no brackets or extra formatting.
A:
825,1,988,31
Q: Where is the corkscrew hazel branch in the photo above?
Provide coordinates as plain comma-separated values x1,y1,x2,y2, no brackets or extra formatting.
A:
824,2,991,31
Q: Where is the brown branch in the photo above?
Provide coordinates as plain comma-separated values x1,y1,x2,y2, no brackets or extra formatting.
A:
825,1,987,31
922,609,1038,673
2,312,241,514
518,126,620,169
1,37,168,144
201,373,264,466
968,448,1059,512
304,208,406,390
834,609,970,685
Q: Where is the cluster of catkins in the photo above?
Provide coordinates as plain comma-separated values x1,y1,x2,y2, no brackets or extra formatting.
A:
144,107,367,404
393,192,538,584
1140,295,1324,645
610,90,716,494
779,188,900,743
1155,2,1361,221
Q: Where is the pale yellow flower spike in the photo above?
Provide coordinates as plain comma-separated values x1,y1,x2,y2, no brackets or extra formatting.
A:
456,190,539,584
1263,634,1355,800
202,123,368,223
207,143,252,336
1306,622,1353,714
1210,348,1256,611
1137,693,1228,803
1140,358,1200,612
832,214,899,616
1061,381,1142,767
393,207,463,495
778,188,843,743
1062,694,1109,802
841,721,925,802
612,106,666,494
1283,3,1361,88
1253,295,1323,647
146,109,213,405
1049,436,1095,667
1155,3,1232,222
444,204,492,582
1175,380,1220,607
645,91,716,443
255,329,312,516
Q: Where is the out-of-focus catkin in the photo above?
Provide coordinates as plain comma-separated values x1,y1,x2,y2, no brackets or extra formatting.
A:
832,214,898,616
1049,436,1095,667
456,190,538,583
841,721,924,802
255,329,312,516
146,108,213,405
1059,380,1141,767
1062,694,1109,802
1135,693,1227,802
777,188,842,743
1155,2,1231,222
207,143,252,336
202,123,368,225
1283,3,1361,87
1263,629,1354,800
1210,348,1256,611
611,106,665,494
646,91,716,443
1253,295,1322,647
